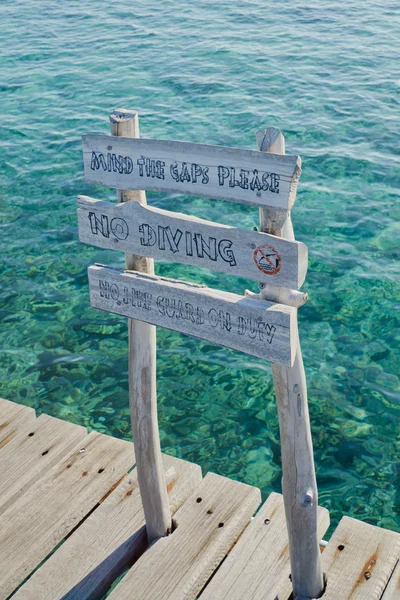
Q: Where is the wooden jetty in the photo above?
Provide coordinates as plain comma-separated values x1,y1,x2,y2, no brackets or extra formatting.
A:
0,396,399,600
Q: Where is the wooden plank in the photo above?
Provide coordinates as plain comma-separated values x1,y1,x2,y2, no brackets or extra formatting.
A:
88,265,296,367
0,398,36,449
0,413,87,513
200,492,330,600
382,560,400,599
258,127,324,599
320,516,400,600
109,109,171,542
0,430,134,598
77,195,308,289
107,472,261,600
13,453,202,600
0,397,32,419
82,134,302,211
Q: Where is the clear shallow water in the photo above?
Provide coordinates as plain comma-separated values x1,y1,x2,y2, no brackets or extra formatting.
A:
1,1,399,535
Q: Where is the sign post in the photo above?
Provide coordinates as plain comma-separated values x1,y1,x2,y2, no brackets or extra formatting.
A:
109,110,171,543
258,128,324,599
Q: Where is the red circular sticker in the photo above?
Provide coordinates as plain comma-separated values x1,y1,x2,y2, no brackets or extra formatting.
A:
253,244,281,275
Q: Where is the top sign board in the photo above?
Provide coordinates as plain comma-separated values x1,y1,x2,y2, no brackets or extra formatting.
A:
82,135,301,211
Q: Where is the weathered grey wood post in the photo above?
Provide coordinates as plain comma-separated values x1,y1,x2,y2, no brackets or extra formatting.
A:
109,109,171,542
257,128,325,599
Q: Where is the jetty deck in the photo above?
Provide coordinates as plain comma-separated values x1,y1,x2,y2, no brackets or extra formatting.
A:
1,397,399,600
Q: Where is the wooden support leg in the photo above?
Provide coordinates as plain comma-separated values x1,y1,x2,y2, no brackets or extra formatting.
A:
110,109,171,543
257,128,325,599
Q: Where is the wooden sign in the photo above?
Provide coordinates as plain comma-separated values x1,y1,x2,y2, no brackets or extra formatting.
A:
77,196,308,289
82,135,301,211
88,265,295,366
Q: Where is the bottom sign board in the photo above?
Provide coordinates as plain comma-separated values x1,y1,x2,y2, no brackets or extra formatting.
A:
88,265,295,366
77,195,308,288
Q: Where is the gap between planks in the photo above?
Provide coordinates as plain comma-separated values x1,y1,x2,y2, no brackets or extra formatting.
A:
381,559,400,599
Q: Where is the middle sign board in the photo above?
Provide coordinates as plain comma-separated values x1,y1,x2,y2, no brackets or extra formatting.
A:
78,196,308,289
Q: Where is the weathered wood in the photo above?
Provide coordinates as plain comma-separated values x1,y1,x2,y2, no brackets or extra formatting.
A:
382,559,400,599
0,430,134,598
107,472,261,600
0,413,87,513
77,195,308,289
258,128,324,599
0,398,36,448
256,129,295,233
200,492,330,600
320,516,400,599
110,109,171,543
82,134,302,211
88,265,296,366
0,397,34,419
1,398,400,600
13,454,202,600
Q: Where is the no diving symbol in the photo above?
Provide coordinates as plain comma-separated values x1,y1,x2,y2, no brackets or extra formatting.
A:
253,244,281,275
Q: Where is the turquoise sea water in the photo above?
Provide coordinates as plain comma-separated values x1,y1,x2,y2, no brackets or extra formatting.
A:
1,1,399,535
